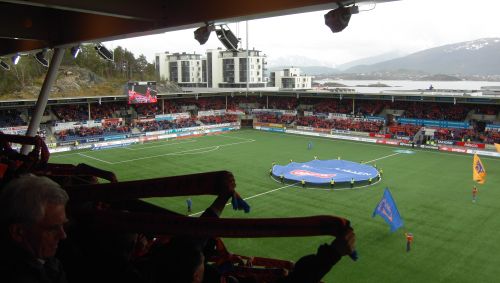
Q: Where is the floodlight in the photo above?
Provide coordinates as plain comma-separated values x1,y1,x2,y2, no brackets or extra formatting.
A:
0,59,10,70
95,43,114,61
12,54,20,65
70,45,81,58
215,25,239,51
34,49,49,67
194,24,215,45
324,5,358,33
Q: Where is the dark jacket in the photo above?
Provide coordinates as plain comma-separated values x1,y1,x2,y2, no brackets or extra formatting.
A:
0,241,67,283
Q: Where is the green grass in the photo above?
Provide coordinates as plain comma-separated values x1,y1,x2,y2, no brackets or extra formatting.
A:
51,129,500,283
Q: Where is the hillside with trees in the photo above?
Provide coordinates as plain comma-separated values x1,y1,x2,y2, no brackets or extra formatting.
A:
0,45,161,100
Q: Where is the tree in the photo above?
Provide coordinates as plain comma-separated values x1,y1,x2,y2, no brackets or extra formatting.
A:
0,43,159,97
75,44,106,76
136,55,149,80
0,53,46,95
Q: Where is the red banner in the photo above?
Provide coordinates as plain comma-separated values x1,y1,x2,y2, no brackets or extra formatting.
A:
455,142,485,149
438,146,467,153
102,118,122,125
376,140,400,146
370,133,391,138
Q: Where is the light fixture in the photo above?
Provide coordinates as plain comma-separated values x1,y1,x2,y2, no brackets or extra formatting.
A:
70,45,81,58
95,43,114,61
34,49,49,67
0,59,10,70
12,54,20,65
324,5,359,33
215,25,239,51
194,24,215,45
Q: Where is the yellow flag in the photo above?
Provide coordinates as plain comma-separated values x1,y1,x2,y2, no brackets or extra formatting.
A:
473,154,486,184
495,143,500,153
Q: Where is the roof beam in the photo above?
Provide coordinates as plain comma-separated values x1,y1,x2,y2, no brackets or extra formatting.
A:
0,0,396,56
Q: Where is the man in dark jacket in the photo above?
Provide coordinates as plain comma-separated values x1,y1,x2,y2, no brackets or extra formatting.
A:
0,174,69,283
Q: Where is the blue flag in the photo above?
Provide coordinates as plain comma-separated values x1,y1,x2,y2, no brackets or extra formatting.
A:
231,193,251,213
372,188,403,232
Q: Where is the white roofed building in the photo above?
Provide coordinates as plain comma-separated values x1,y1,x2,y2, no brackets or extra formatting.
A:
155,52,206,87
270,67,312,90
206,48,266,88
156,48,267,89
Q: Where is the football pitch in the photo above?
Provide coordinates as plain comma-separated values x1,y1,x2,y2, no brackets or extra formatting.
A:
51,129,500,282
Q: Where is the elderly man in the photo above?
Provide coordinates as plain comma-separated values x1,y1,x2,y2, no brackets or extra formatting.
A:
0,174,69,283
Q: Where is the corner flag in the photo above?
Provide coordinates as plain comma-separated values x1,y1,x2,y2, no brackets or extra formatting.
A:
372,188,403,232
473,154,486,184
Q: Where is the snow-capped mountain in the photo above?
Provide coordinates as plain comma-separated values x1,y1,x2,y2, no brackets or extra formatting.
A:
346,38,500,75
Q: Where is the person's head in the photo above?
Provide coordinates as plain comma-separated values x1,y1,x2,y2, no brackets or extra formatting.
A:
152,237,205,283
0,174,69,259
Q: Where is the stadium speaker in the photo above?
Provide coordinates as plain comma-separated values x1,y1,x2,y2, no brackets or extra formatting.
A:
70,45,81,58
95,43,114,61
215,25,239,51
194,24,215,45
0,59,10,70
34,49,49,67
324,5,358,33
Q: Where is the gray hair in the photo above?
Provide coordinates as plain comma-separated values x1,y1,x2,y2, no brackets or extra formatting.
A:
0,174,69,225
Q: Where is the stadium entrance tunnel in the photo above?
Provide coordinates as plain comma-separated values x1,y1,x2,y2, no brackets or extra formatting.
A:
272,159,380,189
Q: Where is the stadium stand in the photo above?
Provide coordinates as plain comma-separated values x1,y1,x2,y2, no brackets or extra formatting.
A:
1,96,498,145
0,109,27,127
6,91,498,283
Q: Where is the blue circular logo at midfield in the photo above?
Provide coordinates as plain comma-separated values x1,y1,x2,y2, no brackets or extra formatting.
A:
272,159,379,184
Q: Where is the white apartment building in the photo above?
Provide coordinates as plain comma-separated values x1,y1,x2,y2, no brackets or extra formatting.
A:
269,67,312,90
156,48,267,88
155,52,206,87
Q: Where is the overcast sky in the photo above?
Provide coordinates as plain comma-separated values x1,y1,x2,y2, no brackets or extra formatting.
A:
107,0,500,67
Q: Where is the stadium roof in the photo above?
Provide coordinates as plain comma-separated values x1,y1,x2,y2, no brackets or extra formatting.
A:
0,0,399,57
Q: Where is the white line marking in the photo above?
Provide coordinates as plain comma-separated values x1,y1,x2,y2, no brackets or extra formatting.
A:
49,152,81,158
288,177,383,191
217,133,255,142
363,152,401,164
188,182,299,216
48,130,500,162
189,175,384,216
127,139,196,151
259,130,500,161
170,146,220,155
188,151,400,216
112,139,255,164
77,153,113,164
244,183,298,200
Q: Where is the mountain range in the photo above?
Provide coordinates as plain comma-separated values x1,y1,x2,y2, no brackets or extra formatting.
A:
268,38,500,77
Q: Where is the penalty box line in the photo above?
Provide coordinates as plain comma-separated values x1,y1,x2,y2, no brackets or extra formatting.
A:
111,138,255,164
58,135,255,165
124,139,197,151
